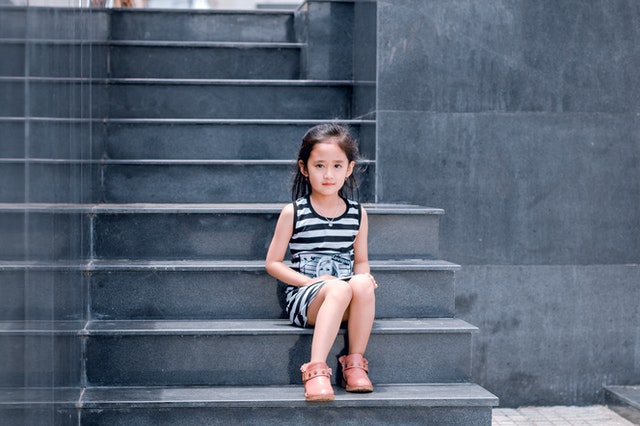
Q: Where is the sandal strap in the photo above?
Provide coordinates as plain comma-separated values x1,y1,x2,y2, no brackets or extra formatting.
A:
340,356,369,373
300,363,333,382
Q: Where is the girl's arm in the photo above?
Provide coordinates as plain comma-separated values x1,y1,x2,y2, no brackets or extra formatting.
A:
352,207,371,275
266,204,319,287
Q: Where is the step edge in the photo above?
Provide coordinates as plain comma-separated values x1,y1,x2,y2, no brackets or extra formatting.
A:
0,384,498,408
0,259,459,272
82,318,478,336
605,385,640,410
0,203,444,215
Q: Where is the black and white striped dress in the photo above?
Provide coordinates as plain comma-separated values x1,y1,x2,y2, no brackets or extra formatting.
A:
284,195,362,328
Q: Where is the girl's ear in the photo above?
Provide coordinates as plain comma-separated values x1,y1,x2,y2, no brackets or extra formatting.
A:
346,160,355,177
298,160,308,177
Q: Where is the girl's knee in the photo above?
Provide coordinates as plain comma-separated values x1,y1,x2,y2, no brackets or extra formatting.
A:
348,274,376,295
324,279,353,301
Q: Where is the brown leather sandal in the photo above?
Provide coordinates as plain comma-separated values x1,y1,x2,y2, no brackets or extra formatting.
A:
300,361,335,401
339,354,374,393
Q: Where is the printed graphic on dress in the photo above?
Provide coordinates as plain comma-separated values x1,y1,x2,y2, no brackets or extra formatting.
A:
298,253,352,279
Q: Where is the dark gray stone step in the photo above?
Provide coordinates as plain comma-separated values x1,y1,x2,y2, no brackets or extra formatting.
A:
0,160,96,204
0,7,108,41
0,321,83,388
0,384,498,426
605,385,640,425
106,79,352,120
91,203,442,261
99,160,374,203
0,259,457,321
0,263,85,321
87,259,458,320
84,318,476,386
109,42,301,80
0,118,102,160
109,9,295,43
2,78,351,120
0,203,443,261
0,119,375,161
104,119,376,161
0,78,107,119
0,40,108,78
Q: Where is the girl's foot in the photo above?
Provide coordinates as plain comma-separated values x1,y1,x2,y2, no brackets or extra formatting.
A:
301,362,335,401
339,354,373,392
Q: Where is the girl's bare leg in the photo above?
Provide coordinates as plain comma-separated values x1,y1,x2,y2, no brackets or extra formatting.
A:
345,274,376,354
306,280,352,363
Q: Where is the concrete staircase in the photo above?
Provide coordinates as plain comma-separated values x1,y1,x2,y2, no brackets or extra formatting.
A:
0,5,497,425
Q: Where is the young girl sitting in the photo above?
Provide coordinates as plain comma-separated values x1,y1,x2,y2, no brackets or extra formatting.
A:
265,123,377,402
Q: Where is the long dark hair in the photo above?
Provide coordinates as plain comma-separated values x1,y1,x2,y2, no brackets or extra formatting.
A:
292,123,362,201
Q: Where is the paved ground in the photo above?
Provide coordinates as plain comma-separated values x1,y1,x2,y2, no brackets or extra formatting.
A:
492,406,638,426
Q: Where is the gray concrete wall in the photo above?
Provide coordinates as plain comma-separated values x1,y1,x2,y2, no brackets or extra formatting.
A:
375,0,640,407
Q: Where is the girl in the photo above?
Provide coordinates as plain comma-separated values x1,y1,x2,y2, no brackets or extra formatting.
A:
265,123,377,402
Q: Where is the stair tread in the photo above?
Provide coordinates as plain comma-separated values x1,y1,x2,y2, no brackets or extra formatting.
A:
0,202,444,215
84,318,478,335
0,258,459,271
0,384,498,408
81,383,498,408
606,386,640,409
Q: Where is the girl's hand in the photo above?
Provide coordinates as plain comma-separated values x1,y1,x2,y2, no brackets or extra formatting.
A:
364,273,378,289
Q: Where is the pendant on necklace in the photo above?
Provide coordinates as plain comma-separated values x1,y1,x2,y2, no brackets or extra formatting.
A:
328,222,333,227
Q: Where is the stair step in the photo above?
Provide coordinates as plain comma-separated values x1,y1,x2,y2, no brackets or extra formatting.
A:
0,78,107,119
109,42,302,79
106,79,353,120
0,8,108,41
0,384,498,425
605,385,640,425
0,118,375,161
90,259,457,320
1,78,355,121
0,40,107,78
104,119,375,161
0,203,443,261
0,259,458,321
84,318,476,386
99,160,374,203
0,118,102,160
110,9,296,43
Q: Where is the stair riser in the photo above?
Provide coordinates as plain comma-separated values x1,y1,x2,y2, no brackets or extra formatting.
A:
85,332,472,386
104,122,375,161
101,163,374,203
0,270,85,321
0,120,102,160
93,213,440,260
107,83,351,120
110,45,300,80
88,269,454,320
79,406,492,426
0,43,107,78
0,334,81,387
110,10,295,43
0,8,108,40
0,213,89,261
0,211,440,261
0,163,96,204
0,80,107,119
0,121,373,161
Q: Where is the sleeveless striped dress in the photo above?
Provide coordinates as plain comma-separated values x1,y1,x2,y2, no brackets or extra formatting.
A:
284,195,362,328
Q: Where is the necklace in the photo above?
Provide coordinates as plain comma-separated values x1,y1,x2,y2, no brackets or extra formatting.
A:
313,198,343,227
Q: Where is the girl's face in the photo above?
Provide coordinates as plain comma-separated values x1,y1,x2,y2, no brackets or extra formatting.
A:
299,140,355,197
